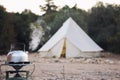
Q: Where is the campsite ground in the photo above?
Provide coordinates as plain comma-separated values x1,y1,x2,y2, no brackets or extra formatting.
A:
0,52,120,80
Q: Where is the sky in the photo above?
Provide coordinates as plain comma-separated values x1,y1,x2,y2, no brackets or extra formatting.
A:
0,0,120,15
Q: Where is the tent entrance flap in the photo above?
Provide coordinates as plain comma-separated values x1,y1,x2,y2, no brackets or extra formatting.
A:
61,39,66,57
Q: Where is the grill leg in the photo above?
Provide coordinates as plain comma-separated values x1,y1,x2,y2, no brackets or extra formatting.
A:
6,71,9,80
26,71,29,79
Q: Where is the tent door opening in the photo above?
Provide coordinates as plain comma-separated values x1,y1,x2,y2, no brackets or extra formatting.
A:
61,40,66,58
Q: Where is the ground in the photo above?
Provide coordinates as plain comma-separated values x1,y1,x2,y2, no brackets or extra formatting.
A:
0,52,120,80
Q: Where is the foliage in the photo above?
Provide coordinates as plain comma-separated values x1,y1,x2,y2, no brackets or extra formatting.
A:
88,2,120,53
12,10,38,50
108,32,120,53
40,0,57,15
38,0,58,48
0,6,15,54
0,5,38,54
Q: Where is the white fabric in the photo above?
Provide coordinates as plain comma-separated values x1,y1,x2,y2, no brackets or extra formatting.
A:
66,39,101,57
39,17,103,58
50,39,64,57
66,18,103,51
66,39,81,58
40,39,64,57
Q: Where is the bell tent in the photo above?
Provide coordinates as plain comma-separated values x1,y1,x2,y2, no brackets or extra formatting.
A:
38,17,103,58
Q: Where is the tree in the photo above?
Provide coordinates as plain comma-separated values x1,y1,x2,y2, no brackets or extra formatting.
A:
40,0,57,15
13,10,38,50
0,5,6,34
88,2,120,53
108,32,120,53
0,5,15,54
39,0,58,25
37,0,58,49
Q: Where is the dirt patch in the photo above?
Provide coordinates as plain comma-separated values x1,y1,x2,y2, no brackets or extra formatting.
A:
0,52,120,80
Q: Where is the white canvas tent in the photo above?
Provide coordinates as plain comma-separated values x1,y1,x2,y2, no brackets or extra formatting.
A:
39,17,103,58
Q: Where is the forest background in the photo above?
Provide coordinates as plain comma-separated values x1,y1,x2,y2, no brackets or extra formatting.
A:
0,0,120,54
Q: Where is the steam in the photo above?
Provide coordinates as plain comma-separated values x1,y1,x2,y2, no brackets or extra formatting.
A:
29,18,44,51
